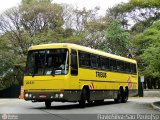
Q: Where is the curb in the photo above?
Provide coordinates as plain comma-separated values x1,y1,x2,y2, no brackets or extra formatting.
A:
151,102,160,111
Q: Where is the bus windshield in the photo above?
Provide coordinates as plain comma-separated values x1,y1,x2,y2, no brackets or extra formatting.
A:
25,49,69,76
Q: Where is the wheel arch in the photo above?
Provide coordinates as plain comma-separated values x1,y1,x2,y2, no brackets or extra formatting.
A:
81,85,90,101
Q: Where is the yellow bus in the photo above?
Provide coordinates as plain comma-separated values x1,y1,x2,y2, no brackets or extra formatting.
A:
23,43,138,108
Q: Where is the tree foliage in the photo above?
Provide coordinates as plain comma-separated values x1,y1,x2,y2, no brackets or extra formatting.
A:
0,0,65,89
133,22,160,77
100,19,131,56
107,0,160,32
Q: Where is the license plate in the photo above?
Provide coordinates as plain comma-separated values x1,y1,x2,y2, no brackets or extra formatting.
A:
39,95,47,98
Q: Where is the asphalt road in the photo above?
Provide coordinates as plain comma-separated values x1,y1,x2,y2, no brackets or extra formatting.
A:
0,97,160,120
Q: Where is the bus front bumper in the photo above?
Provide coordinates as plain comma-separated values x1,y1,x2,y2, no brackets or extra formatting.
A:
24,90,80,102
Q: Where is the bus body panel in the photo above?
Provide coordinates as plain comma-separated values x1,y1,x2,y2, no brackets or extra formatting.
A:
78,68,138,97
24,75,69,90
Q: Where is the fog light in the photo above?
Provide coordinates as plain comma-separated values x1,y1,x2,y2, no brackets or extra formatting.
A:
25,93,28,98
29,94,32,98
55,94,58,98
51,96,53,99
60,93,63,98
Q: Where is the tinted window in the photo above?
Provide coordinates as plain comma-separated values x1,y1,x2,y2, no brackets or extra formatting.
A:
120,61,125,72
79,51,90,67
110,59,117,71
117,61,121,71
78,50,137,75
25,49,69,76
71,49,78,75
91,54,100,69
125,62,131,73
131,63,137,74
100,57,109,70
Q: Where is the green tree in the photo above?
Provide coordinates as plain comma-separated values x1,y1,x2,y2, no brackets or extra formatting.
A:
107,0,160,32
100,19,131,56
0,0,64,89
82,18,108,49
61,5,104,46
133,21,160,88
133,22,160,74
142,42,160,77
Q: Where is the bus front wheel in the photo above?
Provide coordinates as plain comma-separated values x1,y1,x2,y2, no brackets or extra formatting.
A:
79,88,87,108
45,101,51,109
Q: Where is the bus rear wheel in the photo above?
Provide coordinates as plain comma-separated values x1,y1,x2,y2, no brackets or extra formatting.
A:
45,101,51,109
122,87,128,103
79,88,87,108
114,88,123,103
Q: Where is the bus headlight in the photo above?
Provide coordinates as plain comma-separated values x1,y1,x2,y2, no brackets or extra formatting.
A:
60,93,63,98
25,93,29,98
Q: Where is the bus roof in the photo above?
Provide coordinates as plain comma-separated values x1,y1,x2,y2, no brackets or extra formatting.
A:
29,43,137,64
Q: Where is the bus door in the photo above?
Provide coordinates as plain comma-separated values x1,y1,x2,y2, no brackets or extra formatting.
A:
70,49,79,89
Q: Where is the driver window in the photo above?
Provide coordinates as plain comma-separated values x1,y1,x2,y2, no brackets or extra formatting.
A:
71,49,78,76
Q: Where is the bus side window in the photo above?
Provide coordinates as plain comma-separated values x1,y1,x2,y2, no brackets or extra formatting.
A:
131,63,137,74
134,64,137,74
109,59,113,71
125,62,130,73
120,61,125,72
100,57,106,70
71,49,78,75
91,54,98,68
79,51,90,68
110,59,117,71
117,60,120,71
113,60,117,71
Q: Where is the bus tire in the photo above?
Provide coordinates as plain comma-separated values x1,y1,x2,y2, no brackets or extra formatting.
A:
86,87,92,104
79,88,87,108
122,87,128,103
45,101,51,109
114,88,123,103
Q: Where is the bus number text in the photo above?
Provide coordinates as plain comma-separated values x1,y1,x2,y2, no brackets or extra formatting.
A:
96,71,107,78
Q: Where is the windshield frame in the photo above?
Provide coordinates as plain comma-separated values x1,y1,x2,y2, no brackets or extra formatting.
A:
25,48,69,76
